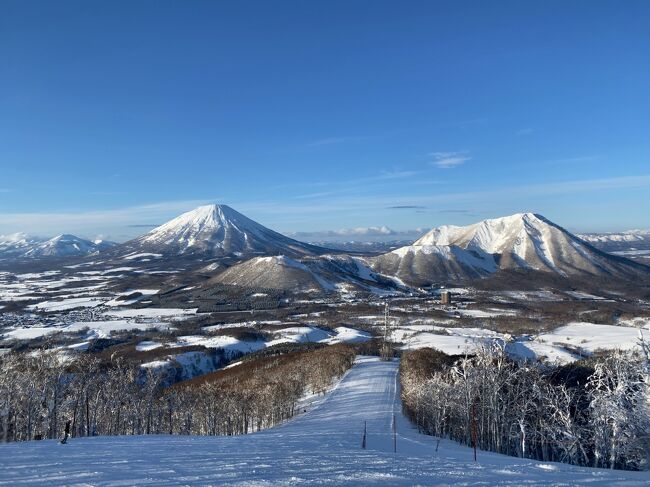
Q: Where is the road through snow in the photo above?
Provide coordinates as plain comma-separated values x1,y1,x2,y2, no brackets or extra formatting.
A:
0,357,648,486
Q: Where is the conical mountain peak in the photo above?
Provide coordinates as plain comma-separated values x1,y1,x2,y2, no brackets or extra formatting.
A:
128,204,328,258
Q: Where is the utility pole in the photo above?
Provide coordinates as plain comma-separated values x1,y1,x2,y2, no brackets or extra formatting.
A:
471,401,478,462
383,302,390,342
361,420,367,449
393,413,397,453
381,302,393,360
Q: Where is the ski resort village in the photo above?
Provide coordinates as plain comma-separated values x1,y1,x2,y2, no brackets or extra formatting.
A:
0,205,649,485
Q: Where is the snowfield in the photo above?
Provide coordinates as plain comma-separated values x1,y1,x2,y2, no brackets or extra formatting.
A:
2,326,61,341
63,319,169,338
390,321,650,365
534,322,647,354
27,297,106,312
105,307,198,319
0,357,646,486
2,319,171,342
400,332,482,354
140,325,372,365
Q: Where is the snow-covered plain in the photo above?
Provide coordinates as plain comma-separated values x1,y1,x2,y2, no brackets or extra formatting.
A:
452,308,518,318
27,297,106,312
0,357,645,486
135,340,162,351
140,325,372,370
2,326,61,340
2,320,169,341
500,322,650,365
105,307,197,319
400,332,483,354
170,334,267,354
535,322,647,354
63,319,169,338
389,320,650,364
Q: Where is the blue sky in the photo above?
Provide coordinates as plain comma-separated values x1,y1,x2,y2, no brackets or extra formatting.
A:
1,1,649,241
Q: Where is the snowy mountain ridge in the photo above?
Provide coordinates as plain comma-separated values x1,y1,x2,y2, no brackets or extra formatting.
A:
416,213,555,255
415,212,598,272
371,212,648,285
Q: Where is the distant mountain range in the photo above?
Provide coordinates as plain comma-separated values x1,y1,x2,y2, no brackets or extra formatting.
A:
1,206,648,288
0,233,115,259
577,230,650,252
305,240,412,253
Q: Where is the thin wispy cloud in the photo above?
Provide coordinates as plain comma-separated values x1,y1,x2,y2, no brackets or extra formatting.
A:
90,191,121,196
543,155,601,165
375,170,418,180
441,118,488,129
305,128,409,148
290,169,421,199
430,151,471,169
293,191,338,200
306,135,375,147
386,205,427,210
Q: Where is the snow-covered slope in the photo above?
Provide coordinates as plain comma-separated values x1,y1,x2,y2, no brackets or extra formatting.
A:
122,204,328,258
209,254,399,293
372,213,648,285
1,358,644,486
210,255,332,292
371,244,497,285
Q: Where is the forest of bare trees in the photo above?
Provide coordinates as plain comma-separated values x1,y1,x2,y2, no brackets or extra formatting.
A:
0,344,355,443
3,334,648,473
400,343,650,471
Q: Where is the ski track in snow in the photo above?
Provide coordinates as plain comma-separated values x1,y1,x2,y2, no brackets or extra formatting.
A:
0,358,647,486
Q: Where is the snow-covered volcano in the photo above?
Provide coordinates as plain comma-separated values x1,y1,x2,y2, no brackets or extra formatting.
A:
124,204,328,258
371,213,648,284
